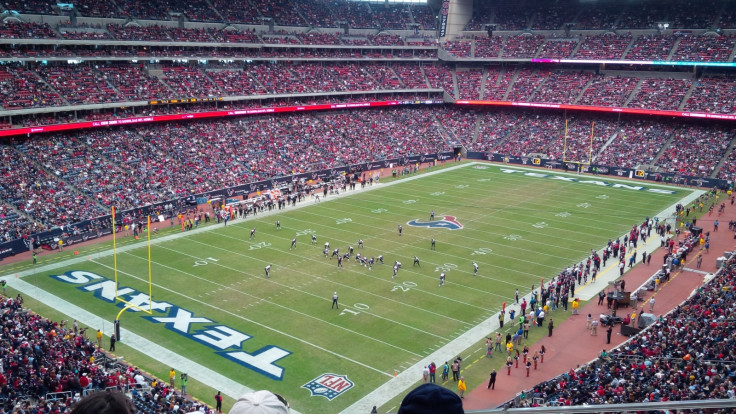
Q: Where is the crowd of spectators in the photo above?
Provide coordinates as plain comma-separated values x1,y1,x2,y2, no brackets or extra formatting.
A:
502,35,546,59
433,106,477,148
574,33,633,60
35,65,115,106
64,0,119,18
261,34,301,45
392,63,430,89
671,34,736,63
207,69,267,96
369,3,408,30
483,67,515,100
667,0,721,29
490,112,565,157
473,36,504,59
5,0,736,32
0,65,66,110
616,3,668,29
493,4,533,30
684,76,736,114
0,106,453,237
18,133,160,212
657,124,734,177
411,5,437,31
595,118,675,169
27,65,119,105
463,6,492,31
530,4,576,31
535,39,578,59
3,59,736,118
0,293,213,414
717,143,736,181
161,66,221,97
423,65,455,97
510,258,736,407
0,21,58,39
443,39,472,59
105,24,173,42
97,65,173,102
625,34,677,61
455,69,483,100
6,20,736,68
531,71,592,105
57,23,113,40
627,78,693,111
470,109,526,152
506,68,547,102
367,34,405,47
0,144,104,231
574,3,620,30
577,75,639,107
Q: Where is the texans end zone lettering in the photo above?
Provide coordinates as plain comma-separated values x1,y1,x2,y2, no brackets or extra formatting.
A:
407,215,463,230
49,270,291,380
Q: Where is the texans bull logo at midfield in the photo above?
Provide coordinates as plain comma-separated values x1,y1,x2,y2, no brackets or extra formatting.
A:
407,215,463,230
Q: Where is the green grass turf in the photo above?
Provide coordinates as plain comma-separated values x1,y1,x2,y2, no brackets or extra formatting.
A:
11,163,692,413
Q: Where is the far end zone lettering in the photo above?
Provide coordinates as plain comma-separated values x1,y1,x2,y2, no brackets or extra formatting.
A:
498,168,675,194
50,270,291,380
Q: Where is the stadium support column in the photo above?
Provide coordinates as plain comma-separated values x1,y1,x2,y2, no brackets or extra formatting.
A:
441,0,474,40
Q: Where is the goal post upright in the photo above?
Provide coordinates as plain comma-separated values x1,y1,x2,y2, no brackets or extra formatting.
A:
112,206,119,294
112,213,155,340
562,117,594,170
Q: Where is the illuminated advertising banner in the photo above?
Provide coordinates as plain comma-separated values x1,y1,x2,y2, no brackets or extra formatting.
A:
0,99,443,138
1,96,734,140
531,58,736,67
455,100,736,121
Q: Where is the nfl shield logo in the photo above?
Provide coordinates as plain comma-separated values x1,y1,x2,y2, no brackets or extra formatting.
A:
302,373,354,400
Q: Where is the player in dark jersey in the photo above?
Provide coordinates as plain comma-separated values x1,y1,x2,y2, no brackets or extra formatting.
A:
323,247,329,257
398,225,403,236
331,248,339,259
431,238,436,250
337,255,343,268
265,265,271,278
250,228,256,240
275,220,281,230
368,257,375,269
439,272,446,287
343,252,350,262
413,256,420,267
360,256,368,267
356,253,362,263
430,210,435,221
290,238,297,250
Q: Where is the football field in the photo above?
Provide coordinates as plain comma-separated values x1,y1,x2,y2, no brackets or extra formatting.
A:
7,163,692,413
